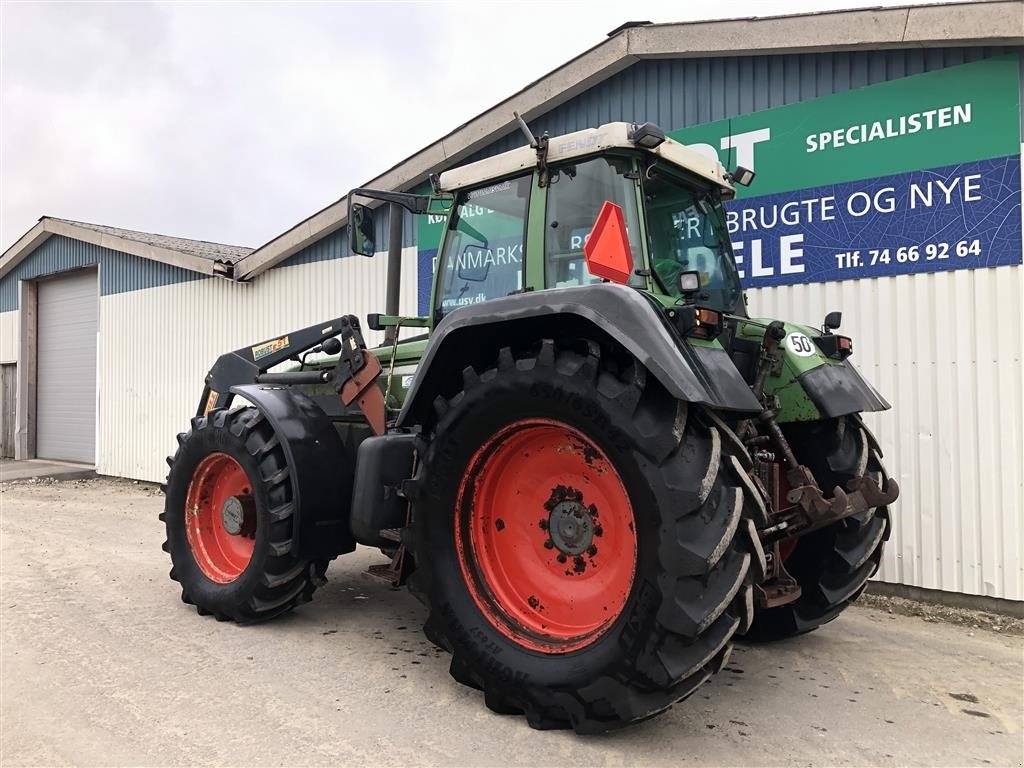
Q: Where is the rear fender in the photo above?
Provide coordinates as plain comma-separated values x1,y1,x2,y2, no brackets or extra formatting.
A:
230,384,356,560
797,360,889,419
740,320,889,421
397,283,761,428
776,322,889,420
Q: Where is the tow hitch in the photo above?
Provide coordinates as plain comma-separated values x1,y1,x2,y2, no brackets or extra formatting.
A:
760,462,900,543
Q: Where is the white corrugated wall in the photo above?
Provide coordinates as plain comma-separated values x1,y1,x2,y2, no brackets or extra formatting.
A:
12,246,1024,602
0,310,18,362
746,264,1023,601
96,247,419,484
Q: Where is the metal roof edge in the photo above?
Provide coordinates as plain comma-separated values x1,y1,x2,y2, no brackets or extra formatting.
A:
229,0,1023,280
0,218,224,283
629,2,1024,58
0,220,51,282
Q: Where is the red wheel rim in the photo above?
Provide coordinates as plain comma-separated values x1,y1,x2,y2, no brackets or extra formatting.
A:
455,418,637,653
185,452,256,583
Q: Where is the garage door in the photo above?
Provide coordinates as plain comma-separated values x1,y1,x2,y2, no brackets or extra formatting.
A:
37,270,97,463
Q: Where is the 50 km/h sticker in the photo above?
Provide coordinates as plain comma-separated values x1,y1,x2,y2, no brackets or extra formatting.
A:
786,332,817,357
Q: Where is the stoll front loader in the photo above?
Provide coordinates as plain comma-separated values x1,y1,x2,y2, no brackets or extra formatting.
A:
162,119,898,733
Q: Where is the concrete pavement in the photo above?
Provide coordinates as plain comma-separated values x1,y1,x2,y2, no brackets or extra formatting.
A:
1,477,1021,767
0,458,96,483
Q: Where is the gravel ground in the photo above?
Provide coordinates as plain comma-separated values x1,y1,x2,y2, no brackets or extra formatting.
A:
857,592,1024,636
2,477,1022,767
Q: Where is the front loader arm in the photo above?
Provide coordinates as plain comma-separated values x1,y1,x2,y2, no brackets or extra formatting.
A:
198,315,386,435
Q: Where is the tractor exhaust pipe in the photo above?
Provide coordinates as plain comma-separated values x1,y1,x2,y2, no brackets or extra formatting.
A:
385,202,403,344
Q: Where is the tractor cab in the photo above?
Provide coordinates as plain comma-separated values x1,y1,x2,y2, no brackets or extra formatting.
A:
349,121,751,329
436,121,751,321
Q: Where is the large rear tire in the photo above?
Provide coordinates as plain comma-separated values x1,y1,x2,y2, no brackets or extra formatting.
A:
744,415,892,641
162,407,322,623
407,339,768,733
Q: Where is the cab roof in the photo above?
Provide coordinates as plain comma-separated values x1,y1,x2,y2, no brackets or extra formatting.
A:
436,122,734,194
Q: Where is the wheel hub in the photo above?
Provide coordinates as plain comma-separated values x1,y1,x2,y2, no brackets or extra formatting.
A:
547,499,595,555
220,494,255,536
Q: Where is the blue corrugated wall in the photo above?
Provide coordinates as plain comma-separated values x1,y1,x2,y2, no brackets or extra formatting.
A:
3,44,1020,309
274,206,416,269
468,46,1023,163
0,234,204,312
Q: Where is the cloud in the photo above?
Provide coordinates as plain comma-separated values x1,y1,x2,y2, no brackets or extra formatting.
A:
1,0,952,252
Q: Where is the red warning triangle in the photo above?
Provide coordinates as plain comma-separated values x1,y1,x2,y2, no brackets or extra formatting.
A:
583,201,632,285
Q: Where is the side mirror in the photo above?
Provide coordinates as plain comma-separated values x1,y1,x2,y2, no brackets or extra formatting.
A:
823,311,842,333
678,270,701,301
457,245,490,282
349,203,376,257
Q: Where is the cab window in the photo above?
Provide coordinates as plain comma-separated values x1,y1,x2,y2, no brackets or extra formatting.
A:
543,156,643,288
436,175,531,318
643,167,742,312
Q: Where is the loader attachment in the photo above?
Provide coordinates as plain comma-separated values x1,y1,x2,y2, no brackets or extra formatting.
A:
198,314,386,435
199,315,354,415
336,346,386,436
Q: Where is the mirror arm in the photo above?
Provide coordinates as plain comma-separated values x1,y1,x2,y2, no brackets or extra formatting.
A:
367,314,430,331
348,187,431,215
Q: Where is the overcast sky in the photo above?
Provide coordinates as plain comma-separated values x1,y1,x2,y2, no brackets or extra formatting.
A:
1,0,960,252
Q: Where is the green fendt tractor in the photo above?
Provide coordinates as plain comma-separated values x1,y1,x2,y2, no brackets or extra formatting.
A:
162,118,898,733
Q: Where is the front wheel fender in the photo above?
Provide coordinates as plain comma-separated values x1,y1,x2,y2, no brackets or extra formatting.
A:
230,384,356,560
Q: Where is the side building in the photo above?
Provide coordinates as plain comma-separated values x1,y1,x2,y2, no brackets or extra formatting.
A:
1,2,1021,603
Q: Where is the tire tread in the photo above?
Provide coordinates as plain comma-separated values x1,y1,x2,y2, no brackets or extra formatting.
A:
162,406,319,623
409,338,768,732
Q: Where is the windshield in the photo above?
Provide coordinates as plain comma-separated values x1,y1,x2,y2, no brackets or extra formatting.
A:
643,167,743,313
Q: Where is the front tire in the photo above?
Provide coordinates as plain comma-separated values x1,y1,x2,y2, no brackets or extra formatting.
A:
162,407,321,623
408,339,767,733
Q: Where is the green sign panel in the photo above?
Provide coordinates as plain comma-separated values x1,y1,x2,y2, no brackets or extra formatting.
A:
669,55,1022,199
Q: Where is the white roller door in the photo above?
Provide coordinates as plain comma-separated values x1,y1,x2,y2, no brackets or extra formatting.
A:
37,270,97,463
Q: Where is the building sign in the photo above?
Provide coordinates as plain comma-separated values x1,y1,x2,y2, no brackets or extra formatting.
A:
669,54,1023,288
418,55,1022,311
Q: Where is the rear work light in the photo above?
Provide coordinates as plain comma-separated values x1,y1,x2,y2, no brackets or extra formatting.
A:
814,334,853,359
691,308,723,339
668,305,723,340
